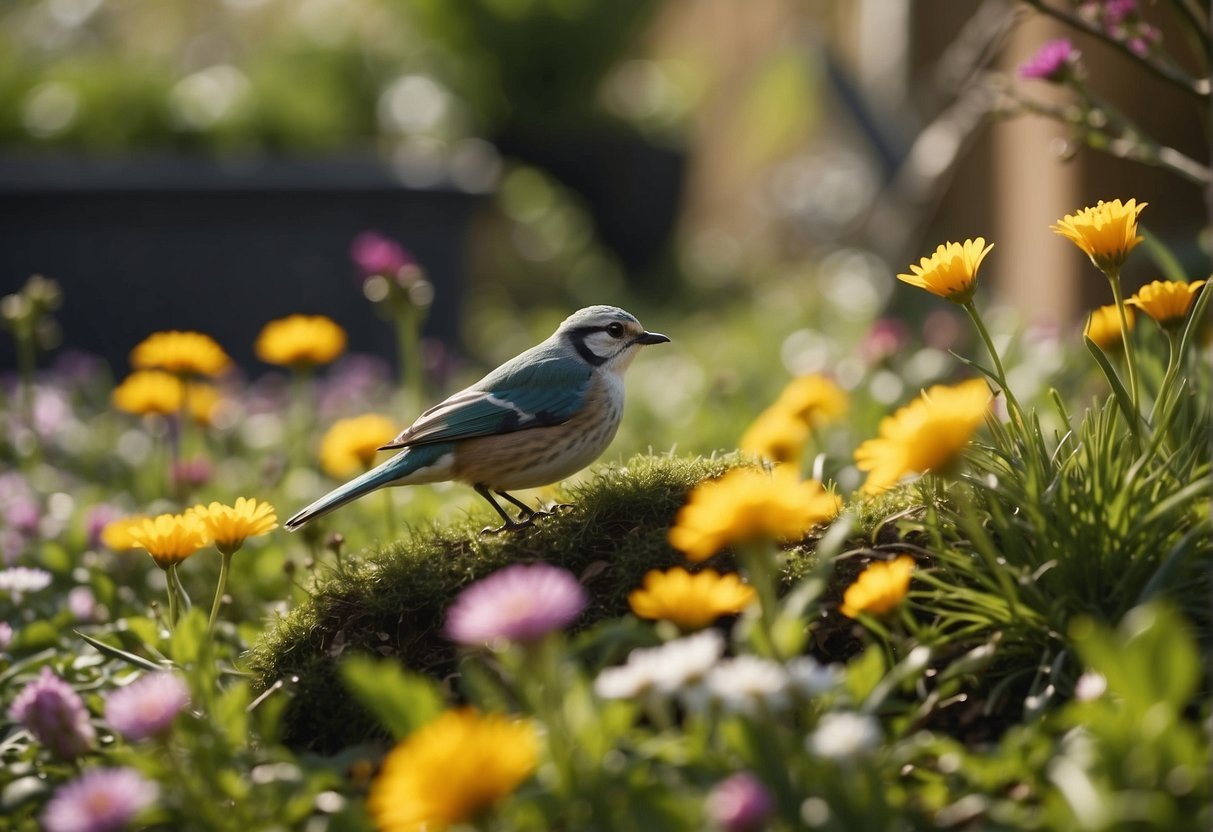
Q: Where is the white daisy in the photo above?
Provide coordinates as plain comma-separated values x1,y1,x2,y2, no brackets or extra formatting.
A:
806,711,883,759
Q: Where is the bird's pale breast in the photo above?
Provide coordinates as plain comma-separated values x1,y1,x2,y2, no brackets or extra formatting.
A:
451,372,624,490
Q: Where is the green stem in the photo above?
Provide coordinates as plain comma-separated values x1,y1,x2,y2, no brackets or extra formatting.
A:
290,367,313,468
382,487,397,538
738,543,782,660
164,564,181,628
1106,270,1143,436
962,302,1027,436
207,548,235,637
395,299,424,411
1149,329,1184,424
16,328,37,465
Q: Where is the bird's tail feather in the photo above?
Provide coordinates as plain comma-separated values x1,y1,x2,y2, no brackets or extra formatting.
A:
283,444,452,531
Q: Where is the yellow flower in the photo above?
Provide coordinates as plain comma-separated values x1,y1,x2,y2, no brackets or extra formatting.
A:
741,375,850,467
774,374,849,426
130,331,231,377
740,408,810,466
319,414,398,478
1050,199,1146,272
255,315,348,367
191,498,278,556
628,567,757,630
185,382,224,426
127,512,212,570
897,238,993,304
1084,304,1134,351
839,555,915,618
1126,279,1206,327
100,516,148,551
368,709,537,832
854,379,991,494
669,468,842,562
112,370,183,416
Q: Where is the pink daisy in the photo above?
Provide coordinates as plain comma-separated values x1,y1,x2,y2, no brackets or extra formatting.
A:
445,562,588,646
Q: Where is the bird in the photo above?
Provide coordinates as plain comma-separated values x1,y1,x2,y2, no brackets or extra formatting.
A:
284,305,670,534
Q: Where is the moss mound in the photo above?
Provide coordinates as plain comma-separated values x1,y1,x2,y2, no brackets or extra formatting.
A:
248,452,758,751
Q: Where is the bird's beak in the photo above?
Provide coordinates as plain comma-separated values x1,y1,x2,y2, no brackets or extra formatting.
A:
634,331,671,346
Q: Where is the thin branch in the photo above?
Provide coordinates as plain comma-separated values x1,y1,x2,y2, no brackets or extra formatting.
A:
1004,93,1212,185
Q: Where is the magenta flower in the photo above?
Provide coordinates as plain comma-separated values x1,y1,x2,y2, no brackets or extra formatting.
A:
445,563,588,645
1103,0,1137,25
42,767,159,832
350,231,413,280
8,666,96,759
707,772,775,832
104,672,190,742
1018,38,1078,82
5,496,41,535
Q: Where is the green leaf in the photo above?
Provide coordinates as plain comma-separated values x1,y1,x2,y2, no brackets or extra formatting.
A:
845,646,886,703
75,630,164,672
1072,602,1200,714
168,608,209,666
214,680,252,747
1084,336,1140,433
339,654,445,740
1174,276,1212,359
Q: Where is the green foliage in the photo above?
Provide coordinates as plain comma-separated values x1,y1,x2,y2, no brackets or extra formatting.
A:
339,656,443,740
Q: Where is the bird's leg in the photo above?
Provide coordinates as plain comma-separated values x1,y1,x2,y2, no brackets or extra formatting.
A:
492,492,536,519
475,484,534,534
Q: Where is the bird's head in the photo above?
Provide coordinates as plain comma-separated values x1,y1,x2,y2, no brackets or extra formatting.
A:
557,305,670,372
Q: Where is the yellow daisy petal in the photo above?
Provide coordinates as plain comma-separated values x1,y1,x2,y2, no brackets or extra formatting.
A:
839,555,915,619
1050,199,1146,272
897,238,993,304
1126,279,1206,327
319,414,398,478
854,379,991,494
255,315,348,368
368,709,537,832
668,469,841,562
628,568,757,631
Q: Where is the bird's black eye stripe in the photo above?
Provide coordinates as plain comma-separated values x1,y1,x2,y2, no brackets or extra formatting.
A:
570,335,608,366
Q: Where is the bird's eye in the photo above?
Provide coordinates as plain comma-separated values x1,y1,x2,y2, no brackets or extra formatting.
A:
606,323,625,338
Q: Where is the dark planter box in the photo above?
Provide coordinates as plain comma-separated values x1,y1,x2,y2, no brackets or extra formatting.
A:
494,123,686,275
0,156,485,374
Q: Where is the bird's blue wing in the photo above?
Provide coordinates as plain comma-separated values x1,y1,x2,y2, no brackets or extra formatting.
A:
381,355,591,448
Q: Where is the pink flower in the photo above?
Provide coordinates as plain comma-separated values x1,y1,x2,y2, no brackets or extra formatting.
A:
1018,38,1079,82
350,231,412,280
104,672,190,742
707,772,775,832
6,496,41,535
860,319,910,364
445,563,588,645
1103,0,1137,25
68,587,102,623
0,621,12,651
169,457,214,491
42,767,159,832
8,666,96,759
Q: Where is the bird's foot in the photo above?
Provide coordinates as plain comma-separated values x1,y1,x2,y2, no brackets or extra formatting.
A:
480,515,538,536
524,503,574,522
